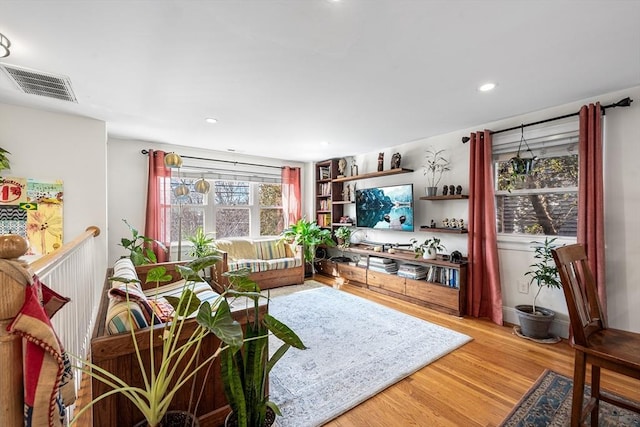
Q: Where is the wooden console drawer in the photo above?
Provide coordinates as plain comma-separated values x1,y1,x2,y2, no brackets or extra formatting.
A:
337,263,366,283
317,260,338,277
405,279,459,313
367,270,405,294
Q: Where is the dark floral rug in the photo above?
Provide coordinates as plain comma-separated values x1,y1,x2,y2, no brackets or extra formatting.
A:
500,370,640,426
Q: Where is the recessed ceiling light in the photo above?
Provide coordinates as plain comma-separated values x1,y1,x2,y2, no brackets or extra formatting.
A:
205,117,218,124
478,82,496,92
320,141,329,146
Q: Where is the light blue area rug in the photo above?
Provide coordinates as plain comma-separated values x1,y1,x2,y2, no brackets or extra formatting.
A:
268,284,472,427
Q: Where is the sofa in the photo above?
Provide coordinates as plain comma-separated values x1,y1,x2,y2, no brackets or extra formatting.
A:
211,238,304,292
90,258,264,427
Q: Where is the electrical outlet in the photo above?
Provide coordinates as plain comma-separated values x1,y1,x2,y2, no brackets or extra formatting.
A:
517,280,529,294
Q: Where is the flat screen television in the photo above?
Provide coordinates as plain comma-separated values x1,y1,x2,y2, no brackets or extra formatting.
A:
355,184,414,231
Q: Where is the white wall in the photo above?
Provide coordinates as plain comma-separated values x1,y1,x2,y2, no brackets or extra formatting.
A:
106,138,306,265
317,85,640,336
0,102,108,282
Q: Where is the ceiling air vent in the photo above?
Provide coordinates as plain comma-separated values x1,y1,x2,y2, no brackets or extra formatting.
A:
0,64,77,103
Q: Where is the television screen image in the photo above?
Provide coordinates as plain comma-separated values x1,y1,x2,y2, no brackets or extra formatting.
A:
355,184,414,231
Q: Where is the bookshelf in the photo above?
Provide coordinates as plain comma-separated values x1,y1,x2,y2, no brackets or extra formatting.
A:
315,159,344,231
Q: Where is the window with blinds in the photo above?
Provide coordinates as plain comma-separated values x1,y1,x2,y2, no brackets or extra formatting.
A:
493,121,579,237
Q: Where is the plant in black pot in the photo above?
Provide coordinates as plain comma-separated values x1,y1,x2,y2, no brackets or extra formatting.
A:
516,237,562,339
280,217,335,275
220,270,307,427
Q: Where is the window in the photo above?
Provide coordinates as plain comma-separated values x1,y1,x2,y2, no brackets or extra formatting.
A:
494,124,579,237
170,177,283,242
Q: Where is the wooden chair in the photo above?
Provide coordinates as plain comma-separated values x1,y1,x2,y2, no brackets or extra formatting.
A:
551,244,640,426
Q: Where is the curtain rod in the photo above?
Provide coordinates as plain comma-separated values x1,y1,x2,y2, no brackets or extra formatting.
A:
140,149,283,170
461,96,633,143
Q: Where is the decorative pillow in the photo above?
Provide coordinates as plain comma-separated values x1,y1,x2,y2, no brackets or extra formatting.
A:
255,239,287,260
215,239,257,261
105,258,154,334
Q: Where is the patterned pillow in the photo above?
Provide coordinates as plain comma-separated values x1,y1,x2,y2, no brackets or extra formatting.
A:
105,258,153,334
255,239,287,260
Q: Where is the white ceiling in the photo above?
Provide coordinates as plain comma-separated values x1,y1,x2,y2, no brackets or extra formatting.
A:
1,0,639,163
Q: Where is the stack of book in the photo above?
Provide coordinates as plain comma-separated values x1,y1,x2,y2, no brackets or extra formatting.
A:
368,257,398,274
397,263,427,280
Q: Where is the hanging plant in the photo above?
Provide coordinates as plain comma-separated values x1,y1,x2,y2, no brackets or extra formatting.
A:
0,147,11,173
509,125,537,178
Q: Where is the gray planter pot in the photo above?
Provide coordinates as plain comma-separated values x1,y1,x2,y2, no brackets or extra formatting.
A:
515,304,555,339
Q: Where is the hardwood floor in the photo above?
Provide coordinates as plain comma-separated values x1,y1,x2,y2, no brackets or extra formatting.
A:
74,275,640,426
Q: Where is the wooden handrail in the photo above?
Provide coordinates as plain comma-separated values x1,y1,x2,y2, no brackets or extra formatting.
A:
30,226,100,276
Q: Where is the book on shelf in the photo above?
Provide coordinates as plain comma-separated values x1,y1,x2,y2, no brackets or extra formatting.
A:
318,166,331,180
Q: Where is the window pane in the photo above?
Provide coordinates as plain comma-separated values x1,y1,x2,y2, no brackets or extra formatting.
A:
170,178,205,205
259,183,282,206
170,206,205,241
214,181,249,206
496,192,577,235
497,154,578,192
216,208,250,238
260,208,284,236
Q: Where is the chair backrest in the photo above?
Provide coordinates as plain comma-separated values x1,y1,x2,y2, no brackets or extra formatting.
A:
551,243,607,346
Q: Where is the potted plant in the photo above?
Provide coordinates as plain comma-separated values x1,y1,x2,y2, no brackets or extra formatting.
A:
515,237,562,339
280,217,335,275
71,255,245,427
119,219,167,265
410,236,446,260
422,148,450,196
220,270,307,427
333,225,353,263
187,226,216,259
334,226,352,249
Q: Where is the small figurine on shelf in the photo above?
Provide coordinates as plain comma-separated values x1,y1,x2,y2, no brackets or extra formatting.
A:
442,185,448,196
342,185,350,201
458,218,465,229
449,184,455,196
391,152,402,169
443,218,449,228
337,158,347,178
450,218,457,229
456,185,463,195
351,159,358,177
377,153,384,171
430,219,436,228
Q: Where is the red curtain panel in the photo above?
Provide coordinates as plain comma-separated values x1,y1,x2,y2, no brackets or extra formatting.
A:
467,130,504,325
281,166,301,228
144,149,171,263
578,103,607,318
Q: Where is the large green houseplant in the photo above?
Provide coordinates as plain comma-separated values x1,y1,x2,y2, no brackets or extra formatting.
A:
119,219,167,265
280,217,335,275
516,237,562,339
71,255,244,427
220,270,307,427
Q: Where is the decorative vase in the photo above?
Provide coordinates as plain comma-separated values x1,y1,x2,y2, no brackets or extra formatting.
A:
422,249,437,260
426,187,438,197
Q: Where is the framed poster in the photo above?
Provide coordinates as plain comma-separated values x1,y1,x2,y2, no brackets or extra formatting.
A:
0,177,63,256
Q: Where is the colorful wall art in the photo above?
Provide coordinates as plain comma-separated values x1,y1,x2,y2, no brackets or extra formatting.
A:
0,177,64,256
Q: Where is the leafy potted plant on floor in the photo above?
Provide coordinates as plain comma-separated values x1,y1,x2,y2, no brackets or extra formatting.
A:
187,226,216,259
280,217,335,275
220,270,307,427
516,237,562,339
410,236,446,260
71,255,244,427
